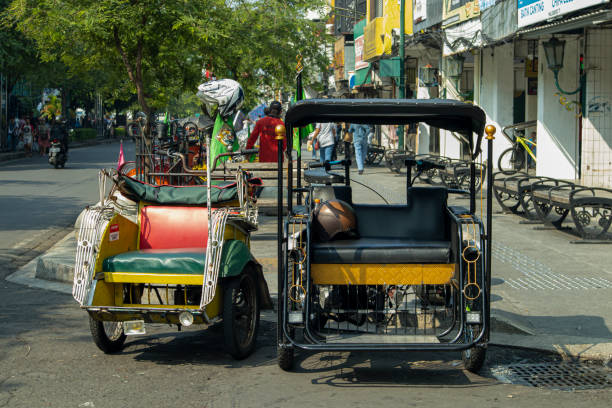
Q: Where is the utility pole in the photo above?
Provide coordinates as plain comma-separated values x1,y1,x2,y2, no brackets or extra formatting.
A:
398,0,405,150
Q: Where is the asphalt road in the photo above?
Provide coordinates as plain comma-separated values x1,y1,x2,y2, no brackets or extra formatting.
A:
1,143,611,407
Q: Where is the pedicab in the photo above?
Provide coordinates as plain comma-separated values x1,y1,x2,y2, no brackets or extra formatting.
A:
276,99,495,372
73,79,271,360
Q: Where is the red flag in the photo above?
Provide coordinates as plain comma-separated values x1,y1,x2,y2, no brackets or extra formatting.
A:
117,141,126,171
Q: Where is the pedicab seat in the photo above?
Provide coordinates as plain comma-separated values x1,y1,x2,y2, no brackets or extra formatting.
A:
311,187,452,265
304,168,345,185
101,206,249,283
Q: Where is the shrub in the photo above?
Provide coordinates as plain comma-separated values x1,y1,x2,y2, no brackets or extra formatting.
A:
115,127,126,138
71,128,97,142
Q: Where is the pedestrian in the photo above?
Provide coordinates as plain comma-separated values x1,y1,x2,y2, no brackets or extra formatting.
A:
311,121,336,163
348,122,372,174
8,118,17,151
22,119,34,156
245,101,286,162
38,117,50,156
307,130,318,160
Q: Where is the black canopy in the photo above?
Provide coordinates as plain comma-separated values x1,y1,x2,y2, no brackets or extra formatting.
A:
285,98,486,137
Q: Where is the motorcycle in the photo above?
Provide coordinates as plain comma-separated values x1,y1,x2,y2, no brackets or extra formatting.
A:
48,138,67,168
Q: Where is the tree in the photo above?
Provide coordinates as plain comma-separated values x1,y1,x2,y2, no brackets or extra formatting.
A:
5,0,331,116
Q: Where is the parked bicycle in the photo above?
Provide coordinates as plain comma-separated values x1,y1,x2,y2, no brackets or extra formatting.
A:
498,121,537,173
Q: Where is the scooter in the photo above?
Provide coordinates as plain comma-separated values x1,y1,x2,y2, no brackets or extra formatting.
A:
48,139,67,168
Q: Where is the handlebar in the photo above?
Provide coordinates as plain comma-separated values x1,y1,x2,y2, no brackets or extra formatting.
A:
307,159,351,170
158,148,259,175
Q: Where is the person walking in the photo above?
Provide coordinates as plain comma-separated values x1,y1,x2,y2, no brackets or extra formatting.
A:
246,101,286,163
38,117,50,156
311,121,336,163
348,123,372,174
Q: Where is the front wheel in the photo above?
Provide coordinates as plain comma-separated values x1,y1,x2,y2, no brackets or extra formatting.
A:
498,147,525,173
223,269,260,360
89,316,126,353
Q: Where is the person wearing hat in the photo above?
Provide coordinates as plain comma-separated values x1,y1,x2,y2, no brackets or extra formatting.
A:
246,101,286,162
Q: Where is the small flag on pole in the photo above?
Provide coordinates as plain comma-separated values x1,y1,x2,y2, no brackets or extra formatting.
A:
117,141,126,171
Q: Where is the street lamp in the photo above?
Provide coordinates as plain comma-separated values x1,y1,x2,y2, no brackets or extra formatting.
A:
419,65,438,87
542,36,584,99
445,55,471,100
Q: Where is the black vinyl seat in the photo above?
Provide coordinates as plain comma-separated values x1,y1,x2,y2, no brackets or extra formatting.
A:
311,187,453,265
311,238,451,264
304,168,344,185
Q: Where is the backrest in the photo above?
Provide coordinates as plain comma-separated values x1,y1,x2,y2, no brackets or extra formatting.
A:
139,205,208,249
354,187,449,241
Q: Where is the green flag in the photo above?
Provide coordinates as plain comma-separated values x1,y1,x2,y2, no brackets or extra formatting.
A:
210,114,239,165
292,90,313,157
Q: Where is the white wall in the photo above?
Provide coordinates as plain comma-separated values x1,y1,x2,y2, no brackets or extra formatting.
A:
582,29,612,188
536,36,580,180
415,53,440,154
475,44,514,166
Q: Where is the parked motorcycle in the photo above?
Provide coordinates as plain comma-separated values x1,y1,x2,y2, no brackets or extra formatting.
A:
48,139,67,168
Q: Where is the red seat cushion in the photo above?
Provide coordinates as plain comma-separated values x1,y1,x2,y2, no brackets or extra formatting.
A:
139,206,209,250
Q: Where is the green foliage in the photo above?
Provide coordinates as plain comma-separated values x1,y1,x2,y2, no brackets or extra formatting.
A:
114,127,126,138
40,95,61,120
71,127,97,141
5,0,331,114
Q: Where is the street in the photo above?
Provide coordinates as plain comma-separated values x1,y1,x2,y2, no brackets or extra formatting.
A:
1,142,611,407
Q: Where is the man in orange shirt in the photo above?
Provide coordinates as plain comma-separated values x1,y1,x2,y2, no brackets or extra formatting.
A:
246,101,286,162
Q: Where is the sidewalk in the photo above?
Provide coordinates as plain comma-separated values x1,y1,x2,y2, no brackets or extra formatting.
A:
10,156,612,361
0,137,116,163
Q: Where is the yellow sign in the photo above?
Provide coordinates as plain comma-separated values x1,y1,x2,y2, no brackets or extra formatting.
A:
334,37,345,81
443,0,480,28
364,0,413,62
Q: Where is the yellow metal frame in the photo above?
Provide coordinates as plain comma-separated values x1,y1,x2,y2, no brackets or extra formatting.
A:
311,263,455,285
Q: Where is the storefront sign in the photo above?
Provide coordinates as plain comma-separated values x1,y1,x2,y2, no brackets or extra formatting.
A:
414,0,427,23
355,35,368,70
518,0,609,28
334,37,345,82
443,0,480,27
479,0,498,10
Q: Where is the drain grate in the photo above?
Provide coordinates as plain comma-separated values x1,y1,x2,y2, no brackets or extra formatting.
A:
492,363,612,391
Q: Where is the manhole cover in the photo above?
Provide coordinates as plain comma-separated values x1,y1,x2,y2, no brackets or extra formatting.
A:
492,363,612,391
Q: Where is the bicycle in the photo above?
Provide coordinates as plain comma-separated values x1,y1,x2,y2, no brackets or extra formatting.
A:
498,131,536,173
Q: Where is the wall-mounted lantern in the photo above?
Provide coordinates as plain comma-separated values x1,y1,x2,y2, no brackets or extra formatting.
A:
419,65,438,87
542,37,585,115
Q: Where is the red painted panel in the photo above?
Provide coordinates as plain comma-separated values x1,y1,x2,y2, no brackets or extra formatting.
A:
139,206,209,250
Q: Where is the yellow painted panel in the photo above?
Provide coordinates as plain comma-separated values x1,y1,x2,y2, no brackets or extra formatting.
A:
311,264,455,285
205,284,223,319
90,280,116,307
104,272,204,285
94,214,139,274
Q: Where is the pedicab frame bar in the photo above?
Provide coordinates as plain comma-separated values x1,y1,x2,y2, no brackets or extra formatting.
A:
276,99,496,353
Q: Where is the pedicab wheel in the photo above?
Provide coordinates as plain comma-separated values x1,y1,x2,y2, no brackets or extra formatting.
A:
89,316,126,353
277,325,295,371
223,268,260,360
498,147,525,174
462,324,486,373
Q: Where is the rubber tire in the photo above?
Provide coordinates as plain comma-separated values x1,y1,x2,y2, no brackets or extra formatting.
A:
498,147,525,173
462,346,486,373
462,324,486,373
223,270,260,360
89,316,127,353
277,344,295,371
54,163,60,169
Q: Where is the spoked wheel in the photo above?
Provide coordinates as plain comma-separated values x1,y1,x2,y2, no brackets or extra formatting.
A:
498,147,525,173
223,269,260,360
462,324,486,373
89,316,127,353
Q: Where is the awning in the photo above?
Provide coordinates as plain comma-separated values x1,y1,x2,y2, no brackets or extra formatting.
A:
354,66,372,87
518,8,612,38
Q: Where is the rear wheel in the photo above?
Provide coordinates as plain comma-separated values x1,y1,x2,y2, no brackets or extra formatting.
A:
223,269,260,360
462,324,486,373
89,316,127,353
498,147,525,173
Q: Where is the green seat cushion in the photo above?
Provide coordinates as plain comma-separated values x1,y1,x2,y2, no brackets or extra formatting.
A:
103,248,206,275
120,175,239,205
102,240,252,277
